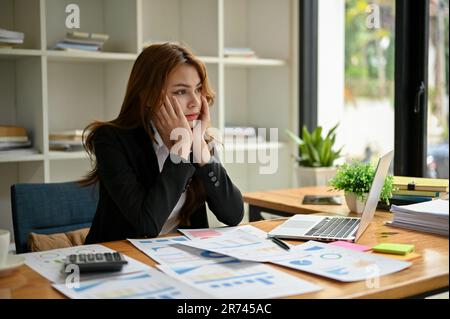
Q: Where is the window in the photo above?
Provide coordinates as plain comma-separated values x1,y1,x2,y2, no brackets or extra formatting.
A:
427,0,449,178
317,0,396,165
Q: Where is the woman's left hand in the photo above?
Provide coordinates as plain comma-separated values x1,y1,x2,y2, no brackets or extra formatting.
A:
193,95,211,165
199,95,210,139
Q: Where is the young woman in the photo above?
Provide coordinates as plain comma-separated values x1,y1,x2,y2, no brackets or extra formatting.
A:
80,43,244,244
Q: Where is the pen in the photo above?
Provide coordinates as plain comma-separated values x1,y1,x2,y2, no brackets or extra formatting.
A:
268,236,290,251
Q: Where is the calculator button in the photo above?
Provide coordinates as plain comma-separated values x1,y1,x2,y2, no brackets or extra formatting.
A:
105,253,113,261
79,254,86,262
113,252,121,261
68,254,77,263
87,254,95,261
95,253,104,261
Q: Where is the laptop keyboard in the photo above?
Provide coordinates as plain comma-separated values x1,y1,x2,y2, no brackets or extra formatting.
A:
305,217,360,238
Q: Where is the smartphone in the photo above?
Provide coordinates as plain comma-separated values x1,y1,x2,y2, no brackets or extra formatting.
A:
302,195,342,205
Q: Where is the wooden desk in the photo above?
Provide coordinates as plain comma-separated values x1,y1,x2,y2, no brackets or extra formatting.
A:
244,186,350,221
0,212,448,298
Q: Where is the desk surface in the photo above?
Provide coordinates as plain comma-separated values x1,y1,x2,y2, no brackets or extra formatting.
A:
0,212,448,299
243,186,350,215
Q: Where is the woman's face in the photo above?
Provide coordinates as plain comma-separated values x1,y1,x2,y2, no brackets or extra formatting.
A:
166,64,202,128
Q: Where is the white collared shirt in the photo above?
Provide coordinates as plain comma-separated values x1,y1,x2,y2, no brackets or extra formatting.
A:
151,124,186,235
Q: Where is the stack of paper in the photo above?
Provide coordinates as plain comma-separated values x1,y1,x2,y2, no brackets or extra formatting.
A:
0,27,24,48
49,129,86,152
0,125,36,156
389,199,449,236
53,31,109,52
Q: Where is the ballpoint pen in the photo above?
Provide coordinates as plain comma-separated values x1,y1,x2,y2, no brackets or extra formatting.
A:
268,236,290,251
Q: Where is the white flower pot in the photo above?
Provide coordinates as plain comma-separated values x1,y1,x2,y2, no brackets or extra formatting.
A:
295,166,337,187
345,192,368,214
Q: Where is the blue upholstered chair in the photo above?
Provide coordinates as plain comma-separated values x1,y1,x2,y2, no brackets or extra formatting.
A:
10,181,99,254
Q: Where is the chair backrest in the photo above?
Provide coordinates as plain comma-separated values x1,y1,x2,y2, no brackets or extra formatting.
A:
10,181,99,254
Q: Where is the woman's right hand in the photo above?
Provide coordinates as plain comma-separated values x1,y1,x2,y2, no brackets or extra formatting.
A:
153,95,193,161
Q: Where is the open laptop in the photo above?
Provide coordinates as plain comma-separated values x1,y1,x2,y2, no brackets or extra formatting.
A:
268,150,394,242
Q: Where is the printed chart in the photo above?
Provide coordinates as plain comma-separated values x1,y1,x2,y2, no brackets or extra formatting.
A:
158,260,321,299
128,237,237,267
271,241,412,282
53,269,210,299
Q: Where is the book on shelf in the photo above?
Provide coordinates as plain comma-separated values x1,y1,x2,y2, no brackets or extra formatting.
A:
0,28,25,40
0,136,28,142
67,31,110,42
49,129,85,152
49,144,84,152
62,37,106,47
0,27,24,46
393,176,449,192
0,37,24,44
53,32,109,52
54,42,101,52
49,129,85,141
0,125,27,137
0,125,31,150
0,148,39,157
0,140,32,150
224,47,257,58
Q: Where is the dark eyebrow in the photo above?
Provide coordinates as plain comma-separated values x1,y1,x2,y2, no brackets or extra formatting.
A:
172,82,202,88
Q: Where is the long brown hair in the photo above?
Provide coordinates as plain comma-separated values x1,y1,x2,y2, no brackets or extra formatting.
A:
78,42,215,226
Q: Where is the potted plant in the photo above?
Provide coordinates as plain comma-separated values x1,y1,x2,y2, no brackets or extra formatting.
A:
328,161,395,213
286,124,343,187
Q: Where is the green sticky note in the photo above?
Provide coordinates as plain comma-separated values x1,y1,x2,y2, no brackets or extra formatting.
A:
372,243,415,255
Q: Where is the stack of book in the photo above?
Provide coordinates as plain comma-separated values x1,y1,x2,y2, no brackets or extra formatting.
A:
49,129,85,152
0,28,24,48
0,125,37,156
53,31,109,52
224,47,257,58
389,199,449,236
390,176,449,205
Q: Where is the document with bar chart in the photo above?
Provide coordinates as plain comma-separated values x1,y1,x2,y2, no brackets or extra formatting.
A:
129,239,234,266
176,230,293,262
128,237,238,267
157,260,321,299
53,269,211,299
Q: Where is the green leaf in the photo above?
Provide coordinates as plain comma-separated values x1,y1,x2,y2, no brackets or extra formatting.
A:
312,126,322,147
285,129,304,146
307,142,320,164
302,126,311,145
325,123,339,140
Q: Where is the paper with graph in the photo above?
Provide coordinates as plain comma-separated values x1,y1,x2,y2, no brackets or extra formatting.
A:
178,225,268,240
176,230,293,262
22,244,150,284
53,268,211,299
271,241,412,282
157,260,321,299
128,237,238,267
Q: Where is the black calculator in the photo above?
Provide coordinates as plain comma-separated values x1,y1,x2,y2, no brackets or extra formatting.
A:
64,252,128,273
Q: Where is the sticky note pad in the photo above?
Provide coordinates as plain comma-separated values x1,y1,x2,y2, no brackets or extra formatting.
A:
372,243,415,255
329,241,371,252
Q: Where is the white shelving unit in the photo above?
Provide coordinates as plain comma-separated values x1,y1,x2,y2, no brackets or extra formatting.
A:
0,0,298,234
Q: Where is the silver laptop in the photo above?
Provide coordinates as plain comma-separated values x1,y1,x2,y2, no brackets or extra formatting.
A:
268,151,394,242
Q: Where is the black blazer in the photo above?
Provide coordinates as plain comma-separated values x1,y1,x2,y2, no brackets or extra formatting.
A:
85,125,244,244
